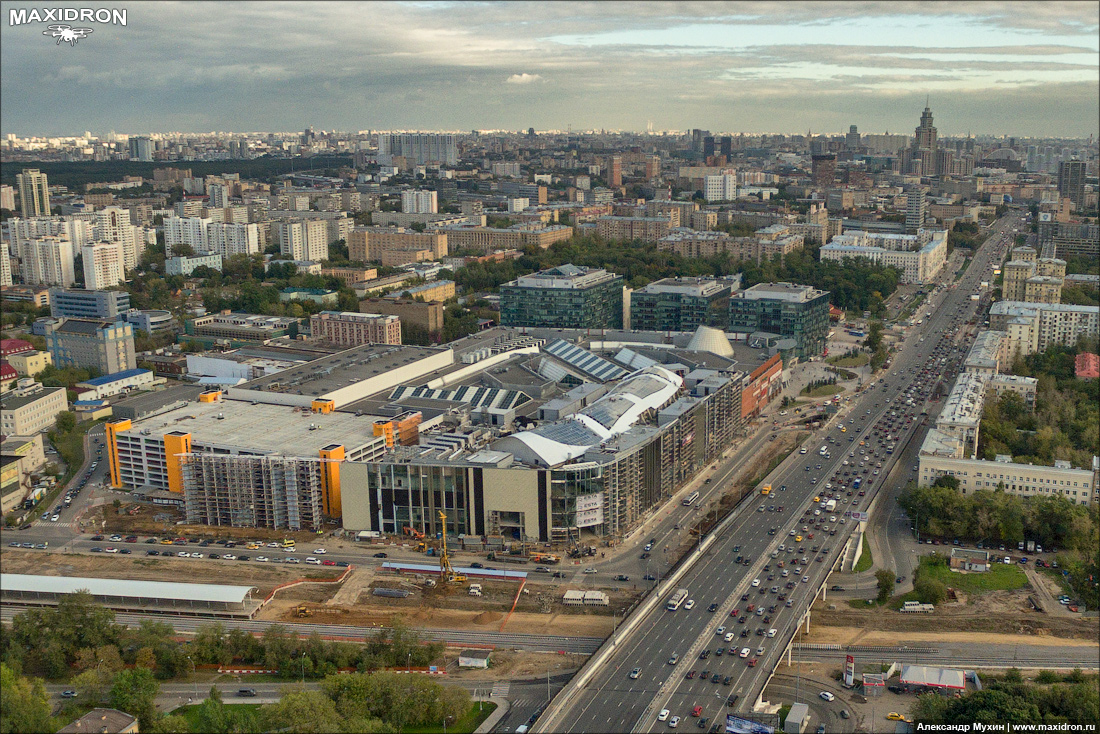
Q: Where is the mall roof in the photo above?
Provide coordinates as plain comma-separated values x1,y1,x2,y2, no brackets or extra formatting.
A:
0,573,255,605
79,368,150,386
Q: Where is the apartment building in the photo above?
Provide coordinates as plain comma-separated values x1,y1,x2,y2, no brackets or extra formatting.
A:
82,242,124,290
500,264,624,329
595,215,672,244
16,169,50,218
401,189,438,214
320,266,378,286
0,242,10,288
919,447,1097,507
44,318,136,374
989,301,1100,357
184,311,300,346
0,379,68,435
347,227,448,263
359,298,445,334
310,311,401,346
165,252,223,276
821,229,948,284
432,223,572,253
21,237,76,287
384,280,455,303
7,216,92,260
274,219,328,262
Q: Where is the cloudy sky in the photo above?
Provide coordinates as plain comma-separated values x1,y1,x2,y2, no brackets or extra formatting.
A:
1,1,1097,138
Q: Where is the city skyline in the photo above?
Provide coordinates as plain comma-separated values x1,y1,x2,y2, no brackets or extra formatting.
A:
1,1,1097,138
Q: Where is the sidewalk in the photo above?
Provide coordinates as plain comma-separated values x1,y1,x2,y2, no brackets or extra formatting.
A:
473,695,510,734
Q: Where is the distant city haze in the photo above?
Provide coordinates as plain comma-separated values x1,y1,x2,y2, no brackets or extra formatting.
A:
0,1,1097,137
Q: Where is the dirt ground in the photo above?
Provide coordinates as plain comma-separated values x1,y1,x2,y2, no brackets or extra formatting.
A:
0,550,343,599
446,650,581,680
89,503,338,546
804,626,1100,649
812,588,1099,642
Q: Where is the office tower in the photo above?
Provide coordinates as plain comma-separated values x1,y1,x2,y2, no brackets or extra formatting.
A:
16,169,50,218
128,136,154,161
703,136,716,158
906,188,927,232
44,318,136,373
1058,159,1085,211
720,136,733,158
912,104,938,176
21,237,76,287
846,125,861,151
500,264,624,329
704,173,737,202
630,276,738,332
400,189,438,214
728,283,830,359
609,156,622,187
811,154,838,188
82,242,125,290
49,288,131,319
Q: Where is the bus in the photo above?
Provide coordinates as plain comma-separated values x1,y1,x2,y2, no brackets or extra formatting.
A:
667,588,689,611
682,491,700,506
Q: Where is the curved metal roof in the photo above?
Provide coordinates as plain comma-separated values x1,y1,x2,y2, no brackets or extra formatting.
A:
1,574,256,605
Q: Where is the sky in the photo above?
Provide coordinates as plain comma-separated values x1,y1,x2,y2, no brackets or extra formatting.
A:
1,1,1097,138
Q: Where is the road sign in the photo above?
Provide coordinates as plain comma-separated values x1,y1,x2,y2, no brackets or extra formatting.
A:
844,654,855,686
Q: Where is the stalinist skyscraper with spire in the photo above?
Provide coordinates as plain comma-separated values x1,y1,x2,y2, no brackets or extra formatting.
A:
911,100,938,176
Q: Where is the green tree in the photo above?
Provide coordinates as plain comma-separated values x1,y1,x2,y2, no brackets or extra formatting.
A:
875,568,895,603
913,575,947,605
260,689,342,733
109,668,160,729
0,663,55,734
54,410,77,434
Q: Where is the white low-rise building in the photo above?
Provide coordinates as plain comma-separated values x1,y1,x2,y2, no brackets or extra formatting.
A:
820,229,947,284
75,368,163,400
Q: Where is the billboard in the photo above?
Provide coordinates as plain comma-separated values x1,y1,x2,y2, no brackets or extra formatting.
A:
575,492,604,528
844,654,856,686
725,715,775,734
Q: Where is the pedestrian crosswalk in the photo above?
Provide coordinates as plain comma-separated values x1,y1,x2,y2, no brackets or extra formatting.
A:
491,681,510,698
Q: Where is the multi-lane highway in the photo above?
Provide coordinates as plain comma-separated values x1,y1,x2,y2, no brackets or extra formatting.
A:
535,214,1021,733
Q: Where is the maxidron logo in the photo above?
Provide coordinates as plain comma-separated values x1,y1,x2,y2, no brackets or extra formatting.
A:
9,7,127,46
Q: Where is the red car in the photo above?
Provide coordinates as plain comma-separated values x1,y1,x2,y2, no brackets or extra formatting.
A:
747,658,758,667
686,670,696,679
730,608,740,617
322,559,336,566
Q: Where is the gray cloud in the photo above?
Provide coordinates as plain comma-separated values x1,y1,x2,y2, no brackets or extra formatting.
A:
0,1,1095,137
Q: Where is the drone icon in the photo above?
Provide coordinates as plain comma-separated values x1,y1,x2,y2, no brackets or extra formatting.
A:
44,24,93,46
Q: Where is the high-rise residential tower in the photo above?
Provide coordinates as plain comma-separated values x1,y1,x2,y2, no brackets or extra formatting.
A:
16,169,50,218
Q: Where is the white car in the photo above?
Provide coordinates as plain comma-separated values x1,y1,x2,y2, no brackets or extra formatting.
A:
715,626,726,636
669,716,680,728
284,556,299,564
584,567,598,574
306,557,321,565
51,514,60,522
724,632,735,642
105,547,120,553
255,556,269,562
177,551,190,557
267,542,280,548
802,576,810,583
751,579,761,587
313,548,327,554
819,691,835,702
739,648,750,658
191,552,204,559
658,709,671,722
222,554,237,560
684,600,695,610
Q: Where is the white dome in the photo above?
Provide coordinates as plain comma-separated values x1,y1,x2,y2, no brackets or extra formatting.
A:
686,326,734,358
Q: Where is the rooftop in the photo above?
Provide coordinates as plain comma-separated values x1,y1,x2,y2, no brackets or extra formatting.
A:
78,368,151,386
736,282,827,303
938,372,987,427
0,573,255,605
119,398,384,455
231,343,450,402
56,318,119,335
0,384,66,411
634,276,737,298
507,264,621,290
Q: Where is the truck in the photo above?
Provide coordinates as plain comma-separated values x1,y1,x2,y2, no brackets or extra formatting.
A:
852,477,862,491
970,294,980,301
530,553,560,564
824,499,837,512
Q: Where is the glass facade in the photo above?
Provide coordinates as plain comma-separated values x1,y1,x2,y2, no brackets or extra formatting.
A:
500,275,624,329
729,289,829,359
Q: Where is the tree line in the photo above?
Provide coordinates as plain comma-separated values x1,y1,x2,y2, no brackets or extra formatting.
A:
910,671,1097,727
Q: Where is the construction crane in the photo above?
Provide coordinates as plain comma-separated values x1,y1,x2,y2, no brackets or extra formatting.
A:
438,510,466,583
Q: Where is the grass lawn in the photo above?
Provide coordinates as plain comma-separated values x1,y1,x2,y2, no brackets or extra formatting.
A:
853,534,873,573
403,702,498,734
918,555,1028,594
174,703,262,730
801,384,843,398
829,353,870,368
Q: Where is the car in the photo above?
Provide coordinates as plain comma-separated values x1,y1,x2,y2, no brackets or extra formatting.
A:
61,690,78,698
658,709,671,722
209,554,220,559
643,574,656,580
747,658,757,667
886,712,905,721
223,554,237,560
629,667,641,679
238,688,258,697
802,576,810,583
684,600,695,610
819,691,835,702
146,550,159,556
91,535,104,541
178,551,190,557
584,567,598,574
615,574,629,581
751,579,760,587
699,650,710,660
305,557,320,565
322,560,336,566
692,706,703,718
708,603,719,613
711,672,722,683
373,552,388,558
313,548,326,554
255,555,269,562
237,555,251,561
840,710,850,720
739,648,750,658
641,552,651,560
668,654,679,665
669,716,681,728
